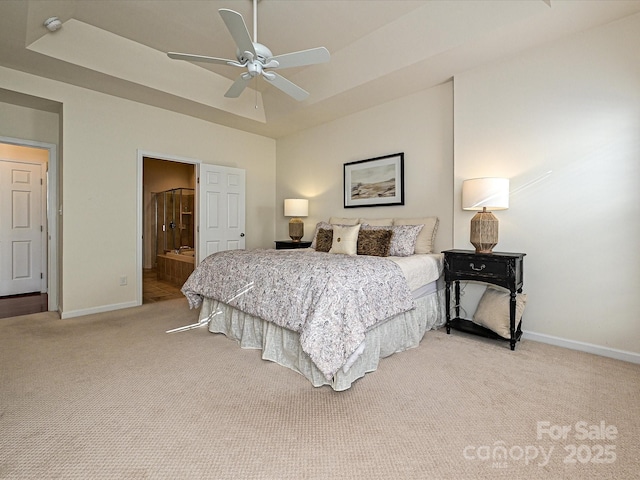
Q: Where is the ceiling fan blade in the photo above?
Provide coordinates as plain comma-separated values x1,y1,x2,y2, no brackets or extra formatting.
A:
225,74,252,98
263,72,309,101
269,47,330,70
167,52,237,66
219,9,256,59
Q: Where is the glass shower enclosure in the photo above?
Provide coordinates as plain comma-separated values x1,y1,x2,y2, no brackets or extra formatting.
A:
153,188,195,258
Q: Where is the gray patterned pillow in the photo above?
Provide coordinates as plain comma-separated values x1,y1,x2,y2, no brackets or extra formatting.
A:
315,228,333,252
361,224,423,256
357,229,392,257
393,217,439,254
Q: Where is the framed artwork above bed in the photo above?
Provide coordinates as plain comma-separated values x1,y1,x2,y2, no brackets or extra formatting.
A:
344,152,404,208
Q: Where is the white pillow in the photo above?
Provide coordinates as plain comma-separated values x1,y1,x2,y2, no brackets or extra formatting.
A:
329,217,359,225
329,224,361,255
473,286,527,339
358,218,393,226
393,217,439,254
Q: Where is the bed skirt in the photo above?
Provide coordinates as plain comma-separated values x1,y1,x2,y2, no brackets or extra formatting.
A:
200,283,445,391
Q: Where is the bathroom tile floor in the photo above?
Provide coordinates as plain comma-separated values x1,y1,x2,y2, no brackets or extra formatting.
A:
143,268,184,304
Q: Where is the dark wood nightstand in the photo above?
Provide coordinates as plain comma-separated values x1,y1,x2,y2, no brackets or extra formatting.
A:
274,240,312,250
443,249,526,350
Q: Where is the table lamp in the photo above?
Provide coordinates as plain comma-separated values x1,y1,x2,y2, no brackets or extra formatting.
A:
462,178,509,254
284,199,308,242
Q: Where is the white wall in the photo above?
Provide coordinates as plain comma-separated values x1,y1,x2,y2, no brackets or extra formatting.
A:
276,81,454,253
453,13,640,357
0,101,59,145
0,67,276,317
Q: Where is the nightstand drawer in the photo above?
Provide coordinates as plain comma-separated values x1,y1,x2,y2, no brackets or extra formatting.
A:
449,257,508,276
444,250,525,290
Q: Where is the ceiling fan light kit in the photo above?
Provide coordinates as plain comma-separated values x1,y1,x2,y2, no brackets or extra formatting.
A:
167,0,329,101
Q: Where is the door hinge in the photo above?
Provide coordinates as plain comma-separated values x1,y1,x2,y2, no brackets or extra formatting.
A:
41,225,43,232
197,176,200,184
40,273,43,279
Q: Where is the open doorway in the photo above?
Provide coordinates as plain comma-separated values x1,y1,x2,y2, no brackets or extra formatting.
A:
0,139,58,319
142,156,196,304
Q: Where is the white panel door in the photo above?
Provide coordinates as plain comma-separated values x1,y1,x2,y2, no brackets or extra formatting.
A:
0,160,44,296
198,164,245,263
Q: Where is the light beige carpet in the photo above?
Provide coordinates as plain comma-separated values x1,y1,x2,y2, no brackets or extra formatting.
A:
1,298,639,479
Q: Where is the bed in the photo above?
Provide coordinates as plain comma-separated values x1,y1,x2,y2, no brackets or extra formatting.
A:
181,217,445,390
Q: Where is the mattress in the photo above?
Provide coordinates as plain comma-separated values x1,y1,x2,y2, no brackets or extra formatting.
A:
388,253,443,293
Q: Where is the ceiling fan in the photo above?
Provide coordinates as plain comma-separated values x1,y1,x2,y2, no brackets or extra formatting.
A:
167,0,330,101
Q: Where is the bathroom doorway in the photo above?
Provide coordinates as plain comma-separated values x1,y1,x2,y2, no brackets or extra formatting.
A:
142,157,196,304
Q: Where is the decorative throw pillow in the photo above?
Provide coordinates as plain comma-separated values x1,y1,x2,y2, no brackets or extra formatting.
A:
329,217,359,225
361,224,423,256
473,286,527,339
329,224,361,255
393,217,439,254
357,229,393,257
315,228,333,253
310,221,333,249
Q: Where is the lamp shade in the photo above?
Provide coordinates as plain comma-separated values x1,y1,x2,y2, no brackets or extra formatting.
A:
284,199,308,217
462,178,509,211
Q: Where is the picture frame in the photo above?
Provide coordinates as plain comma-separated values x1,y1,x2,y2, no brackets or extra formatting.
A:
344,152,404,208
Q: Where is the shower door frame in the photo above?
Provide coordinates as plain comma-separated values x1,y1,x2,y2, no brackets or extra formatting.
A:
153,187,195,260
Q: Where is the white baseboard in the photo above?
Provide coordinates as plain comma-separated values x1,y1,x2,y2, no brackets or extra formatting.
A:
60,300,139,319
522,330,640,365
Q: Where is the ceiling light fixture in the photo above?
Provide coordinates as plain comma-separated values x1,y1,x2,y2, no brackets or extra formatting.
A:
44,17,63,32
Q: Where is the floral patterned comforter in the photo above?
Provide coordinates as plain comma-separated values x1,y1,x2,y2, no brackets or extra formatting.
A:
181,249,415,379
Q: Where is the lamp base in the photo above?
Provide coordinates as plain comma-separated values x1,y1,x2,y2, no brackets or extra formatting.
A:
470,210,499,254
289,218,304,242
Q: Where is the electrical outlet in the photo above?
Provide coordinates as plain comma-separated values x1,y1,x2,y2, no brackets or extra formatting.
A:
119,276,128,286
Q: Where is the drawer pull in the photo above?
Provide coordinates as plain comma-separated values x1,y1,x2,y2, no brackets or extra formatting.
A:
469,263,485,271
